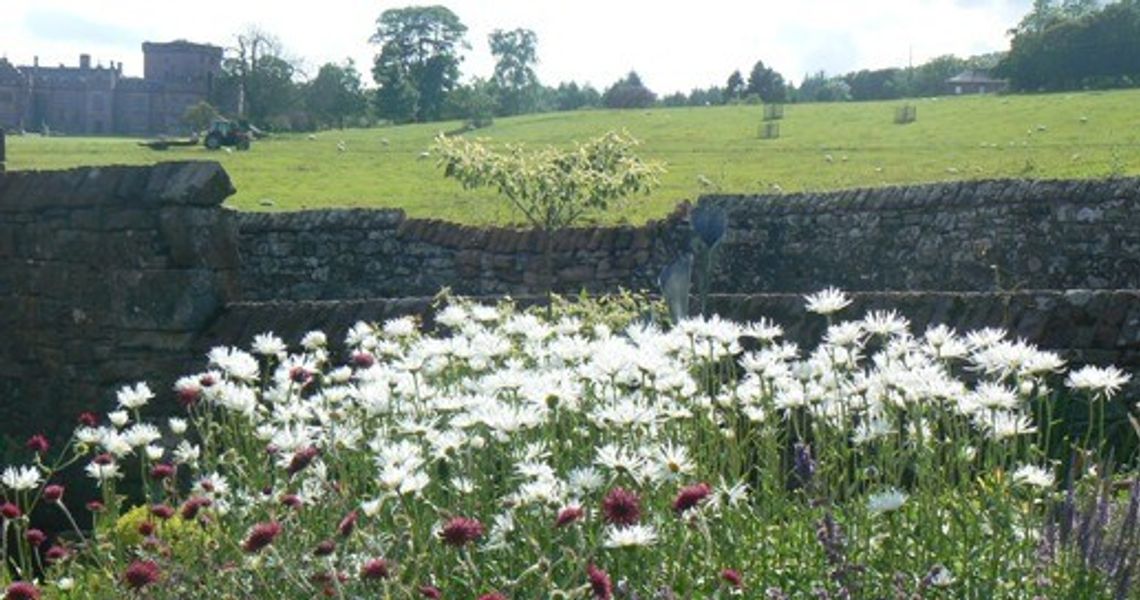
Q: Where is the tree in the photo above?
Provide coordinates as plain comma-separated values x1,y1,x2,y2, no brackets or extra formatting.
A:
214,28,300,128
796,71,851,102
433,131,665,232
844,68,902,101
444,78,495,129
602,71,656,109
745,60,787,103
434,131,665,301
305,60,367,129
489,28,540,116
370,5,468,123
553,81,600,111
687,86,724,106
725,70,745,102
181,101,218,132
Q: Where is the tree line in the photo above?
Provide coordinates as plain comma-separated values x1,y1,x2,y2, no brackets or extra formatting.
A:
196,2,1139,132
996,0,1140,91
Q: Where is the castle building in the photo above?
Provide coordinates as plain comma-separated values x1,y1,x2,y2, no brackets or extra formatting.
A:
0,40,222,136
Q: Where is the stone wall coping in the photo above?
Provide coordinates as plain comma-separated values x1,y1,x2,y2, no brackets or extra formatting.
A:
698,177,1140,215
0,161,234,212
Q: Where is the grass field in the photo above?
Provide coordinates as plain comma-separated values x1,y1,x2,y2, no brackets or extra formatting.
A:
7,89,1140,225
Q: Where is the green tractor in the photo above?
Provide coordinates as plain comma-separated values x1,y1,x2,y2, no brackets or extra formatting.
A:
203,118,252,151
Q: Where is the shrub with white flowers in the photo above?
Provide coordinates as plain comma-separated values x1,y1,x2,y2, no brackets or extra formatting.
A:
0,290,1136,598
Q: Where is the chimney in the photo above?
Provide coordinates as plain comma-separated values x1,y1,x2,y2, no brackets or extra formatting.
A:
80,54,91,70
33,56,39,67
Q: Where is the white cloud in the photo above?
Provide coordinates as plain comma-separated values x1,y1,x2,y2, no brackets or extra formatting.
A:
0,0,1031,92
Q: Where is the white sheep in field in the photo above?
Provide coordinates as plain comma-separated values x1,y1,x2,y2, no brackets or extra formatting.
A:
824,154,834,163
307,134,317,141
337,141,347,153
418,150,431,160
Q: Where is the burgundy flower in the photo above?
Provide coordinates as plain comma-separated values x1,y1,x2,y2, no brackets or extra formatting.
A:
85,500,105,513
42,484,64,503
287,446,320,476
720,568,744,589
44,545,68,563
673,482,712,515
418,585,442,599
242,521,282,553
25,435,49,454
77,412,98,427
556,505,585,528
199,373,217,387
439,516,484,547
92,453,114,466
137,521,155,536
24,529,46,547
587,563,613,600
151,504,175,520
289,366,311,384
123,560,162,589
314,539,336,556
360,558,391,580
4,581,40,600
478,593,508,600
601,487,641,526
150,463,176,480
180,496,212,520
177,385,201,408
281,494,303,509
338,510,358,538
1,502,22,520
352,352,376,368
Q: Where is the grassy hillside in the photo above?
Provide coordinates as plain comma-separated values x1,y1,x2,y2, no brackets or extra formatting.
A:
7,90,1140,225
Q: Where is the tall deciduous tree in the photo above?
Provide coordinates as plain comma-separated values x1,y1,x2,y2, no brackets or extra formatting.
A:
214,28,300,127
305,60,367,129
725,70,745,102
746,60,788,103
489,28,540,116
370,5,468,123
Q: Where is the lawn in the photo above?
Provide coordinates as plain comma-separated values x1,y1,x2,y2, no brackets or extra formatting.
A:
7,89,1140,225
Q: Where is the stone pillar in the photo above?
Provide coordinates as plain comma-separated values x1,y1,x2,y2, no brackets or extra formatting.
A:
0,161,239,439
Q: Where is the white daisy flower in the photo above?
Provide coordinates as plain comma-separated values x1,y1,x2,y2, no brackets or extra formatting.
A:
1,465,43,491
867,487,908,514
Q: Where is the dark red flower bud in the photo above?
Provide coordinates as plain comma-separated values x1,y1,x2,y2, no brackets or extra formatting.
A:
337,510,358,538
360,558,391,580
42,484,64,503
24,529,46,547
439,516,483,547
123,560,162,589
149,463,175,480
556,505,585,528
242,521,282,553
25,435,49,454
1,503,22,520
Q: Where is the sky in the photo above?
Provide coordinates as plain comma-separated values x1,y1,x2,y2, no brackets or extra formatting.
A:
0,0,1033,94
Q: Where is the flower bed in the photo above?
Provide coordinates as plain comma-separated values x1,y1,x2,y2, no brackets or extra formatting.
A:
2,290,1135,598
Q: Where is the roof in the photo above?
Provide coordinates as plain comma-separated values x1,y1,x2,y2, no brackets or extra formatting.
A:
0,58,23,85
142,40,223,55
946,70,1007,85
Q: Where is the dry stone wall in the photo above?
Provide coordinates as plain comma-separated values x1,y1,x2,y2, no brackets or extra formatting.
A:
0,162,238,438
703,178,1140,293
236,208,688,301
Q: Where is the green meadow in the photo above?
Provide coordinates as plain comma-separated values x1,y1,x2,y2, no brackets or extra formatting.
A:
7,89,1140,225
